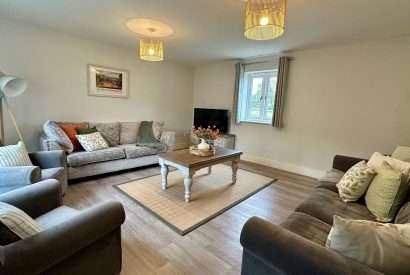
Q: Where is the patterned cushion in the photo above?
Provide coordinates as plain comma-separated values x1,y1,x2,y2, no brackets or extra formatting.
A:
88,122,120,146
367,152,410,182
66,147,126,166
326,216,410,275
153,121,164,140
0,141,33,167
58,122,87,152
76,132,109,152
337,161,375,202
365,161,409,222
43,120,74,153
0,202,43,245
120,122,140,145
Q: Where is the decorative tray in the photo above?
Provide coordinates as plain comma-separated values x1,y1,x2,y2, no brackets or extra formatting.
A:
189,145,216,157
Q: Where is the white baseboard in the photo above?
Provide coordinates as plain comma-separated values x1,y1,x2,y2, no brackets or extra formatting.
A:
241,154,324,179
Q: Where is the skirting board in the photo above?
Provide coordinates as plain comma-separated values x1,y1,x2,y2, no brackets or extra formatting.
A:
241,153,324,179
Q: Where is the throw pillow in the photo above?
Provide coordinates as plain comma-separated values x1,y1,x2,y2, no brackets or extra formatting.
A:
76,127,98,135
0,141,33,167
88,122,120,146
153,121,164,140
0,202,43,245
58,122,87,152
367,152,410,182
76,132,109,152
326,215,410,275
120,122,140,145
337,161,375,202
43,120,74,153
365,161,409,222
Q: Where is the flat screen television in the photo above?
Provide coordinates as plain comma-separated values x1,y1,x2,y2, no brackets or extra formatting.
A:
193,108,229,134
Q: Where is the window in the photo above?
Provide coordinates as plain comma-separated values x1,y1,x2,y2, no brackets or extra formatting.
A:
238,70,278,124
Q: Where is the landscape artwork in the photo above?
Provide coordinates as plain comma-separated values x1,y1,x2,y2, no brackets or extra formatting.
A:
88,64,129,98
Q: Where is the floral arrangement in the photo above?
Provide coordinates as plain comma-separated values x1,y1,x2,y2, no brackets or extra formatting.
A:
191,125,220,141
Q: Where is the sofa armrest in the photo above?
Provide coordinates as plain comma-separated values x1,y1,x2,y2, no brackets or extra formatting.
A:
240,216,382,275
0,166,42,187
39,136,63,152
332,155,367,172
0,201,125,274
160,131,176,152
0,179,62,219
29,150,67,169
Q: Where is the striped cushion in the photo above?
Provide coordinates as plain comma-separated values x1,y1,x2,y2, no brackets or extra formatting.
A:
0,202,43,245
0,141,33,167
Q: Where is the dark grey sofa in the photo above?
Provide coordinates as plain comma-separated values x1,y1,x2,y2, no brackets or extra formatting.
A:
0,179,125,275
240,155,410,275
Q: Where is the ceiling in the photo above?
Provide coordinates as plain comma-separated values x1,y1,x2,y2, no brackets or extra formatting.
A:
1,0,410,66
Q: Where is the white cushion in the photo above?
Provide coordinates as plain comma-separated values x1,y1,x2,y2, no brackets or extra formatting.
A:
367,152,410,182
0,141,33,167
76,132,109,152
326,216,410,275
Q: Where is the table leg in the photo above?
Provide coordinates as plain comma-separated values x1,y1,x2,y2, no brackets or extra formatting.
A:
231,159,239,184
207,166,212,175
183,170,194,203
160,163,169,190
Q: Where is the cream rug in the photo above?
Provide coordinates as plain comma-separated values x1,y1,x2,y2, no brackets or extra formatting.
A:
114,164,275,235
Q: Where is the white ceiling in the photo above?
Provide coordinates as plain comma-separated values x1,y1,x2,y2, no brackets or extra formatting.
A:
1,0,410,66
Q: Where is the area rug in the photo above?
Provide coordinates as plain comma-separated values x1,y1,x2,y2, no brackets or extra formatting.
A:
114,164,276,235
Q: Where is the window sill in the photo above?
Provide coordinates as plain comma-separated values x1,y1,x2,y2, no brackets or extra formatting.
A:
238,120,271,125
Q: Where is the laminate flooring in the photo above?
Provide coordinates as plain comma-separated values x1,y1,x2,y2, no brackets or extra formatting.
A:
63,161,318,275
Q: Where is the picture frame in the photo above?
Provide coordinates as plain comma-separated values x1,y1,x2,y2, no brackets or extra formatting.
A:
88,64,129,98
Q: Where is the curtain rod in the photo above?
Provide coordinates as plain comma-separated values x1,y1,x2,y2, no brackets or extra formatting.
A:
242,56,292,66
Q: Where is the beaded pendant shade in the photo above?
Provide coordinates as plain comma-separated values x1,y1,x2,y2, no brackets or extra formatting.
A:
139,28,164,62
244,0,287,40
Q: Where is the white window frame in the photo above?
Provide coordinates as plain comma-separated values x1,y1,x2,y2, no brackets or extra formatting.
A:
238,69,278,124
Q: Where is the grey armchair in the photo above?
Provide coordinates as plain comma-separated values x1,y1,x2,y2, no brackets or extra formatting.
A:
0,150,67,194
0,179,125,275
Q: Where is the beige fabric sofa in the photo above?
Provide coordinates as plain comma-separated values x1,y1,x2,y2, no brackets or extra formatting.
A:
39,121,175,180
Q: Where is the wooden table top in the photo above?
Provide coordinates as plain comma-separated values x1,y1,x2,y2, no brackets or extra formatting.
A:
158,147,243,168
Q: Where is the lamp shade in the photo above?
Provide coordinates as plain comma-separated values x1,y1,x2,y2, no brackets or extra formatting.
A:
0,72,27,98
139,38,164,62
244,0,287,40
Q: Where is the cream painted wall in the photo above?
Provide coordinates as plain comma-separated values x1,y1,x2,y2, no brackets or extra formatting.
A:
193,36,410,177
0,18,193,150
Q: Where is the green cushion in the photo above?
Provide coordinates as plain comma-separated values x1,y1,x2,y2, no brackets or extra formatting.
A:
76,127,98,135
365,161,409,222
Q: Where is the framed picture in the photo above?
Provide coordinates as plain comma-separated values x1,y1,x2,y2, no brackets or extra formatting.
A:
88,64,129,98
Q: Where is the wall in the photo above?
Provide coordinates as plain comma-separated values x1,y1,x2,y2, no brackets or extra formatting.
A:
193,36,410,177
0,18,193,150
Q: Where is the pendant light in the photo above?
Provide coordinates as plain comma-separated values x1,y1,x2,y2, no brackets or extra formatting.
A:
140,28,164,62
244,0,287,40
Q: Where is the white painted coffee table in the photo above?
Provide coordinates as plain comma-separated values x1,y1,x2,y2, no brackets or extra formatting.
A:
158,147,243,203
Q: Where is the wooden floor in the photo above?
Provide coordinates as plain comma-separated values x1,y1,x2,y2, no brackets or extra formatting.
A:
64,161,318,275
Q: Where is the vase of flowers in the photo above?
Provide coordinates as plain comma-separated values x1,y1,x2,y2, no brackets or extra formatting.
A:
191,125,220,148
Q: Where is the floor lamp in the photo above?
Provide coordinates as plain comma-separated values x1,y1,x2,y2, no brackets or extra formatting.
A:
0,71,27,146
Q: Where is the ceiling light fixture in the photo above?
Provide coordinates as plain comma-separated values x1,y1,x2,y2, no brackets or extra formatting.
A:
139,28,164,62
244,0,287,40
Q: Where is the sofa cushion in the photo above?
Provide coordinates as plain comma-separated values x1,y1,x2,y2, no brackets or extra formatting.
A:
367,152,410,182
117,144,157,159
43,120,74,153
395,199,410,224
280,212,331,247
317,182,339,193
67,147,126,167
318,168,345,184
295,188,377,225
41,167,65,182
120,122,140,145
35,206,80,229
58,122,87,151
153,121,164,140
88,122,120,146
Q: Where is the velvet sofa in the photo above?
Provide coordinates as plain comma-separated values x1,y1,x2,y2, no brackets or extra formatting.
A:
39,121,175,180
240,155,410,274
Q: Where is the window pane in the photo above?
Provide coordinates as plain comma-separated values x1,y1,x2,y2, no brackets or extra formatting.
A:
265,76,277,120
248,77,263,119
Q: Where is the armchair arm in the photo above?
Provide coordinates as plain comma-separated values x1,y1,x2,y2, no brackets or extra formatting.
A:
0,179,62,219
240,217,381,275
0,166,41,186
0,201,125,274
332,155,367,172
29,150,67,169
160,131,176,152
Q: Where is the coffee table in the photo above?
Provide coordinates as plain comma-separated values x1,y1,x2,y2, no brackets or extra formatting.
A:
158,147,243,203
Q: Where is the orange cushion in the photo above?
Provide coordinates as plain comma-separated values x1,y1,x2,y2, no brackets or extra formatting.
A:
58,123,87,151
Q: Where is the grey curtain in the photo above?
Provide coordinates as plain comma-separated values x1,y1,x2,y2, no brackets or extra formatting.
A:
272,56,292,128
232,62,244,124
